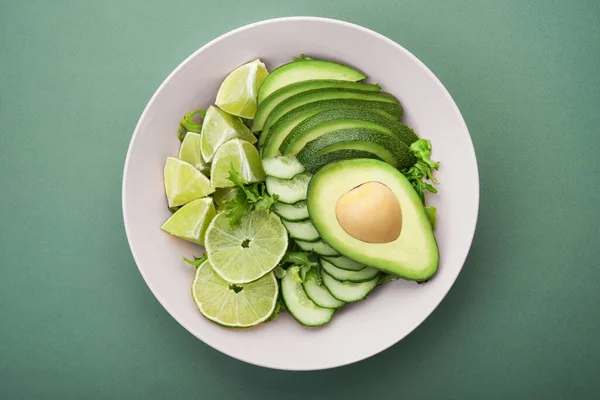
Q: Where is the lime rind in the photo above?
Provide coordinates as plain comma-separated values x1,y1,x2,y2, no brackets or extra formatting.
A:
205,210,288,284
200,105,257,163
161,198,216,245
210,139,265,188
179,132,210,175
164,157,214,207
215,59,269,119
192,260,278,327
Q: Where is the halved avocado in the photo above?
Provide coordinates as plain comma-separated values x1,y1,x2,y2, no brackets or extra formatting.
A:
260,97,402,158
253,80,381,132
296,128,417,170
307,159,439,280
304,149,381,174
281,109,418,154
257,60,367,103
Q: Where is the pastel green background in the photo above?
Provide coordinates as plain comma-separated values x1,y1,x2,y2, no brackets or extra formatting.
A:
1,0,599,398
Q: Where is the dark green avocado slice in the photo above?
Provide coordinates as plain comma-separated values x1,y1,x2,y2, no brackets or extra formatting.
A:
281,108,418,154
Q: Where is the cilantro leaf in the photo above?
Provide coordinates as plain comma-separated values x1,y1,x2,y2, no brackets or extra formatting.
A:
177,109,206,141
182,254,208,268
280,251,318,269
267,296,287,321
222,164,278,226
223,187,252,226
402,139,440,202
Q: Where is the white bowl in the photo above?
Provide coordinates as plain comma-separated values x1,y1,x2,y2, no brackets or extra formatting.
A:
122,17,479,371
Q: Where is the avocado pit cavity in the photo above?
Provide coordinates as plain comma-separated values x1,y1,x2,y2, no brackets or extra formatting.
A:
335,182,402,243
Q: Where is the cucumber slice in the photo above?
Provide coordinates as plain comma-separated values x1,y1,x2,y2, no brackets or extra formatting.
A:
294,239,340,256
282,219,320,242
322,255,365,271
261,155,305,179
321,270,380,302
265,172,311,204
320,259,380,283
282,267,335,326
272,201,309,221
301,267,345,309
254,80,380,132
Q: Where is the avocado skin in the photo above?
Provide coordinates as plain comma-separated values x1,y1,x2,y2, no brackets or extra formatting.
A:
261,98,403,157
254,80,381,132
304,150,381,174
281,108,416,153
296,128,417,169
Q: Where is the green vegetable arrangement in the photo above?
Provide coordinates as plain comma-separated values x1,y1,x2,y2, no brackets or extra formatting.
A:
160,56,439,328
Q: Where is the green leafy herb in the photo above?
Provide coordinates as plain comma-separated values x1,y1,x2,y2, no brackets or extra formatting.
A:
293,54,313,61
267,296,287,321
177,109,206,141
223,164,279,226
182,254,208,268
378,273,400,286
273,265,287,279
289,266,303,283
402,139,440,202
425,206,437,228
280,251,318,270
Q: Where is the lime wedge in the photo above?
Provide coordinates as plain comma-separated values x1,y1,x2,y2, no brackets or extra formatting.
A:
215,59,268,119
205,210,288,284
200,105,257,162
210,139,265,188
192,260,278,328
161,198,216,245
164,157,214,207
179,132,209,175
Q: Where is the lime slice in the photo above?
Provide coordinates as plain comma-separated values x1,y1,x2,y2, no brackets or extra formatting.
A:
178,132,209,175
210,139,265,188
205,210,288,284
200,105,257,162
215,59,269,119
164,157,214,207
213,187,237,211
192,260,278,327
161,198,216,245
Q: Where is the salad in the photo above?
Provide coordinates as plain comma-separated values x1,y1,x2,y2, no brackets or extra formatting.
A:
160,56,439,328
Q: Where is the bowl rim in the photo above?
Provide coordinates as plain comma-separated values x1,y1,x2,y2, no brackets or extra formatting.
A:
122,16,480,370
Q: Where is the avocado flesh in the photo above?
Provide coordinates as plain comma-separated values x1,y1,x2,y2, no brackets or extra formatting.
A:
261,98,402,158
281,108,417,154
296,128,417,170
257,60,367,103
253,80,381,132
307,159,439,280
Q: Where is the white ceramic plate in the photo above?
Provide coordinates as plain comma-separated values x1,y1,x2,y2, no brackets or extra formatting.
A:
122,17,479,371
